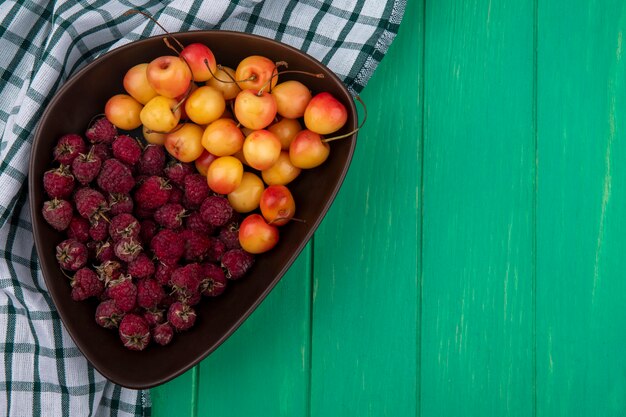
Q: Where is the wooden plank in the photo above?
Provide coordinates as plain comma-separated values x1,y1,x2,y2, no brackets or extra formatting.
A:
196,246,311,417
536,3,626,415
309,0,422,415
420,0,534,415
151,367,196,417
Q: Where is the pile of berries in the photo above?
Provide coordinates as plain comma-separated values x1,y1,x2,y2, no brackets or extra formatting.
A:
43,117,254,351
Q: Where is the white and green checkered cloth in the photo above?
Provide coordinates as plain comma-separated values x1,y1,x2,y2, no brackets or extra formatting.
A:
0,0,404,415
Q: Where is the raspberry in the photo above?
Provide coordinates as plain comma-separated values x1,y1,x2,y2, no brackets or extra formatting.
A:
139,219,158,247
137,278,165,309
74,187,107,220
91,144,112,161
159,293,177,309
119,314,150,351
54,134,86,165
168,185,184,204
181,230,210,261
114,237,142,263
71,149,102,185
94,240,115,263
89,218,108,241
167,302,197,331
185,211,214,235
183,291,201,306
183,174,210,209
170,264,201,301
66,216,89,241
95,299,124,329
143,308,165,327
128,253,155,279
42,199,73,231
152,322,174,345
155,262,176,286
221,249,255,280
43,165,75,199
95,260,123,285
134,176,171,209
56,239,88,271
154,203,186,229
138,144,166,176
97,159,135,194
200,196,233,227
199,263,227,296
219,222,241,250
107,275,137,312
207,237,226,262
86,116,117,144
109,213,140,242
112,135,142,165
165,162,195,186
108,193,133,216
151,229,184,263
134,205,156,220
71,267,104,301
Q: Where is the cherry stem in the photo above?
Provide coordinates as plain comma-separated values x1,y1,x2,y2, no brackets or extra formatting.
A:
322,96,368,143
257,70,324,96
123,9,185,52
269,216,306,225
146,123,184,135
203,60,254,89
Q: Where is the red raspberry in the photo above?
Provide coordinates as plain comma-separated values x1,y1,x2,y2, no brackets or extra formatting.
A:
108,193,133,216
114,237,142,263
138,144,166,176
97,159,135,194
43,165,75,199
107,275,137,312
42,199,73,231
170,264,201,301
74,187,107,220
152,322,174,345
134,176,171,210
128,253,155,279
86,116,117,144
200,196,233,227
185,211,214,235
89,218,108,241
119,314,150,351
183,291,201,306
143,308,165,327
155,262,176,286
112,135,142,165
109,213,140,242
219,222,241,250
207,237,226,262
139,220,158,247
95,260,123,285
95,299,124,329
167,302,196,331
183,174,210,209
199,263,227,297
94,240,115,263
71,149,102,185
165,162,195,186
154,203,186,229
151,229,184,263
56,239,88,271
66,216,90,241
71,267,104,301
221,249,255,280
137,278,165,309
53,134,86,165
168,186,184,204
181,230,210,261
91,143,112,161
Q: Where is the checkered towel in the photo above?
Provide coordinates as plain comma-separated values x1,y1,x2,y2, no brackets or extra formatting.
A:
0,0,404,415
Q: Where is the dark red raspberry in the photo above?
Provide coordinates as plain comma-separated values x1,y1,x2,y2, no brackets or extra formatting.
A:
54,134,86,165
114,237,142,263
219,222,241,250
66,216,89,241
167,302,197,331
221,249,255,280
170,264,201,301
86,116,117,144
107,275,137,312
91,144,112,161
89,218,108,241
155,262,176,286
56,239,87,271
71,149,102,185
154,203,186,229
112,135,142,165
71,267,104,301
137,278,165,309
200,196,233,227
97,159,135,194
159,293,177,309
165,162,195,186
109,213,140,242
134,176,171,210
181,230,210,261
183,174,210,209
108,193,133,216
207,237,226,262
168,186,184,204
139,220,158,247
43,165,75,199
185,211,214,235
134,205,156,220
95,260,123,285
42,199,73,231
199,263,227,296
74,187,107,220
138,144,166,176
151,229,184,263
119,314,150,351
183,291,201,306
152,322,174,345
128,253,155,279
143,308,165,327
95,299,124,329
94,240,115,263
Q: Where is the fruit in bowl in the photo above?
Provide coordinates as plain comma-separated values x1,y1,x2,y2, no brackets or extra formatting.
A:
29,30,357,389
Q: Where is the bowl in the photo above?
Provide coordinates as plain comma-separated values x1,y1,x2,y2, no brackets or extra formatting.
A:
29,30,357,389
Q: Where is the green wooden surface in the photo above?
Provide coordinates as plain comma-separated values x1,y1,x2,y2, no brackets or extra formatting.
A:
152,1,626,415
